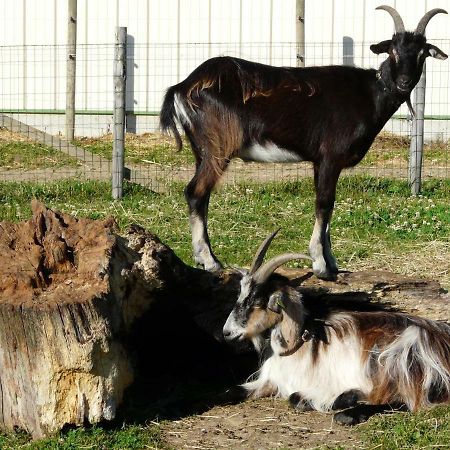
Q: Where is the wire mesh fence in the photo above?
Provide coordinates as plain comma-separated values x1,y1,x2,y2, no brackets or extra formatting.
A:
0,39,449,192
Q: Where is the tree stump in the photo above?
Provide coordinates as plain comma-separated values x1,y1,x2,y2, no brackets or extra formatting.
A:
0,201,448,438
0,201,240,438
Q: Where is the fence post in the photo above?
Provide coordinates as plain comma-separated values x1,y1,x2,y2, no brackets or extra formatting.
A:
112,27,127,200
66,0,77,141
296,0,305,67
408,63,426,195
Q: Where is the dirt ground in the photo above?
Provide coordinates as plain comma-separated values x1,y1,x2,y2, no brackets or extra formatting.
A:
163,400,360,450
158,270,449,450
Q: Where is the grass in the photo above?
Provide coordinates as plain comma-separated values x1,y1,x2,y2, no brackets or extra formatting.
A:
360,405,450,449
0,175,449,448
74,133,195,166
0,176,449,286
74,131,449,169
0,424,167,450
2,128,448,176
361,132,449,167
0,128,80,170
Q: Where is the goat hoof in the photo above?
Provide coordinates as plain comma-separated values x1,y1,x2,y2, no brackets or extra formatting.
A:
332,389,365,410
312,260,338,281
313,270,338,281
289,392,314,412
334,411,363,426
195,259,223,272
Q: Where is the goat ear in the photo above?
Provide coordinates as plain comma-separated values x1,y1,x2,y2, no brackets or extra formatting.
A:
426,43,448,60
267,291,284,314
370,40,392,55
273,298,304,356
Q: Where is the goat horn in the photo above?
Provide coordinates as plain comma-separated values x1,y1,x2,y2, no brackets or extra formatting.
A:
415,9,447,35
253,253,313,285
249,229,280,275
376,5,405,33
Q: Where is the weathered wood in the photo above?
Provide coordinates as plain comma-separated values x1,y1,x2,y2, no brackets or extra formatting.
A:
112,27,127,200
0,201,240,438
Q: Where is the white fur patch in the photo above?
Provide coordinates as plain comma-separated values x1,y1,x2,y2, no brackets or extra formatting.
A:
309,217,338,277
237,274,252,304
189,213,221,271
240,142,303,163
242,314,372,410
378,324,450,409
174,93,192,128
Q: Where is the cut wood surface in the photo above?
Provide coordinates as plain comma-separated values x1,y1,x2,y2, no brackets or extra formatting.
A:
0,202,448,440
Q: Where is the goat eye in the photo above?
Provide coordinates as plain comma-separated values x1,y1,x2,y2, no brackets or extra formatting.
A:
392,48,400,63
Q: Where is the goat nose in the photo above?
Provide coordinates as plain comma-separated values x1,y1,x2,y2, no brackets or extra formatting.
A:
223,328,231,339
398,76,412,87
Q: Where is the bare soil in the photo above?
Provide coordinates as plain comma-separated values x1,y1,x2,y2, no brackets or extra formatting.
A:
164,400,360,450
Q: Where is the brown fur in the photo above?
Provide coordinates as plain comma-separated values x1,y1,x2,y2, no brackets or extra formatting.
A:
245,307,281,339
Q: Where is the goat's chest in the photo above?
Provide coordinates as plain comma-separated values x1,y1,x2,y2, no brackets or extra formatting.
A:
239,141,304,163
259,335,372,408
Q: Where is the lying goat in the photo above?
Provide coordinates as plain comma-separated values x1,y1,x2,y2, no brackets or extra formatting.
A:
160,6,447,279
223,231,450,424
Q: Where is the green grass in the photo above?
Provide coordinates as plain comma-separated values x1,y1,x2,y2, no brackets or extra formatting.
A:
74,134,195,166
360,133,449,167
0,424,166,450
0,176,449,291
0,177,448,272
360,405,450,449
72,132,449,169
0,139,80,170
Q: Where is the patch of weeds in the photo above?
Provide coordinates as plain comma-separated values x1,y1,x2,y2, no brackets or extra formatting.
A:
0,176,448,282
74,133,195,166
360,405,450,449
0,140,79,170
0,423,166,450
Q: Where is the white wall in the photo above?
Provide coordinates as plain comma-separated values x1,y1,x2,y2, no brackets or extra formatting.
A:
0,0,449,136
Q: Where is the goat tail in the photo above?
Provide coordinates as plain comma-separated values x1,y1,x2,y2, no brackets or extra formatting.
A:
160,86,183,151
377,321,450,410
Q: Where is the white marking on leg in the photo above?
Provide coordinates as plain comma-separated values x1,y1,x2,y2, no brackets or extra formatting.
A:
309,216,338,277
189,213,221,271
309,217,328,277
239,141,304,163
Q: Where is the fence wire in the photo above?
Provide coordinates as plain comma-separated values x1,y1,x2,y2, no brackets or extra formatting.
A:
0,40,449,192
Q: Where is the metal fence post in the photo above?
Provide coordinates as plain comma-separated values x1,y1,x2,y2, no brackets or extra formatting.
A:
66,0,77,141
112,27,127,200
408,63,426,195
296,0,305,67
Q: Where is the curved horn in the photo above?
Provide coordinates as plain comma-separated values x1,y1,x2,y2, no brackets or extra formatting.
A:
253,253,313,285
249,229,280,275
376,5,405,33
415,8,447,35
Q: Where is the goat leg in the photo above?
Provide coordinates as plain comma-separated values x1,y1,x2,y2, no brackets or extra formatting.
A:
309,162,340,280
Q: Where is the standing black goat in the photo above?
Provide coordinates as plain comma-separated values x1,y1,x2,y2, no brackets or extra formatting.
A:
160,6,447,279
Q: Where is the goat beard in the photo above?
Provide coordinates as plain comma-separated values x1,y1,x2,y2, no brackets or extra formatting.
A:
406,96,416,117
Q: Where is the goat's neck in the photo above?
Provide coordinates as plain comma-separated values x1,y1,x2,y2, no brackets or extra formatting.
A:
373,59,411,125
